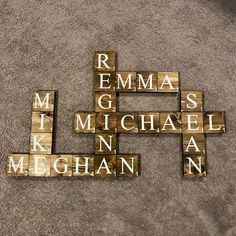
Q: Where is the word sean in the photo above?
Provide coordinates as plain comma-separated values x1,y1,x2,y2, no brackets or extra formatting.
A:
7,52,226,178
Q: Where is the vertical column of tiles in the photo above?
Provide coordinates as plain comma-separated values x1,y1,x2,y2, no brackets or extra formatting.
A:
94,52,117,176
29,90,55,176
181,91,206,177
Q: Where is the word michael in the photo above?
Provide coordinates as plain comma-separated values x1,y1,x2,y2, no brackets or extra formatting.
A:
7,52,226,178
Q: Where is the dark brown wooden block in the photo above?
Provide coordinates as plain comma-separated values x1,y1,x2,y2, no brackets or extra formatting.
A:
183,154,206,177
116,155,139,177
94,51,116,72
29,154,51,177
74,112,95,133
95,134,117,154
136,72,157,92
31,111,54,133
182,112,204,133
94,72,116,91
181,91,203,112
6,154,29,176
95,113,117,133
30,133,52,154
95,92,116,113
94,155,116,177
182,133,205,154
32,91,55,112
138,112,160,133
157,72,179,92
160,112,181,133
72,155,94,176
50,155,73,177
117,112,138,133
204,112,225,133
116,72,136,92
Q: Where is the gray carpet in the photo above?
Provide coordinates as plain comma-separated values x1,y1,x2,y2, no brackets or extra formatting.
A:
0,0,235,235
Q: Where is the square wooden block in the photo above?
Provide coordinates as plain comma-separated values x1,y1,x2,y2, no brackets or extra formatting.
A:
117,112,138,133
94,51,116,72
29,154,51,177
136,72,157,92
116,155,139,177
182,112,204,133
72,155,94,176
95,92,116,113
181,91,203,112
74,112,95,133
183,154,206,177
6,154,29,176
32,90,55,112
94,72,116,92
116,72,136,92
50,155,73,177
30,133,53,155
182,133,205,154
157,72,179,92
95,113,117,133
31,111,54,133
95,134,117,155
204,112,226,133
94,155,116,177
138,112,160,133
160,112,182,133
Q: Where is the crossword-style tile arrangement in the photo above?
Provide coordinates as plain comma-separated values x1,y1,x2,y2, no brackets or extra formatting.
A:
7,52,226,178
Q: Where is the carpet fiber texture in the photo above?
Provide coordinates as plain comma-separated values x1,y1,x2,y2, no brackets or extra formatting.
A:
0,0,235,235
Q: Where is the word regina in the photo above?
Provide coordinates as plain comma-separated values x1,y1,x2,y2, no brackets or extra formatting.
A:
7,52,226,178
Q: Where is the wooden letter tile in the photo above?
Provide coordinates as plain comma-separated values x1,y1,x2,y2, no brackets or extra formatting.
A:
30,133,52,154
183,154,206,177
138,112,159,133
182,133,205,154
94,51,116,72
181,91,203,112
160,112,181,133
95,92,116,113
95,134,117,154
157,72,179,92
116,155,139,177
32,91,55,112
6,154,29,176
95,113,117,133
94,155,116,177
74,112,95,133
182,112,204,133
31,112,54,133
182,112,203,134
94,72,116,91
136,72,157,92
116,72,136,92
50,155,73,177
117,112,138,133
204,112,225,133
29,155,51,177
72,155,94,176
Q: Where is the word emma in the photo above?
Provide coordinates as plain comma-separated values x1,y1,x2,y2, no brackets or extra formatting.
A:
7,52,226,178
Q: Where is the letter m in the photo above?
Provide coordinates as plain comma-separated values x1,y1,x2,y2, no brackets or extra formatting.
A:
34,92,50,109
74,113,95,133
7,155,27,175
